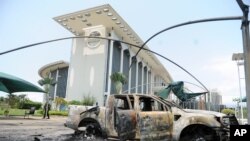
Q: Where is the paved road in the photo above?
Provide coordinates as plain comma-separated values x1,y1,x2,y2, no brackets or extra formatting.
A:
0,116,76,141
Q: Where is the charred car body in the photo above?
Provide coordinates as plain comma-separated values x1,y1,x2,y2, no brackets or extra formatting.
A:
65,94,238,140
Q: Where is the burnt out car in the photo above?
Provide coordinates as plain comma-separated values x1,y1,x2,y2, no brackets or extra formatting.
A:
65,94,237,140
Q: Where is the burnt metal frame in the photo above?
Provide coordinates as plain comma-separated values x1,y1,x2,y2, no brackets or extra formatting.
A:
0,0,249,122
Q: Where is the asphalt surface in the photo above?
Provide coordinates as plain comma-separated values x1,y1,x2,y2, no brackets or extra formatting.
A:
0,115,77,141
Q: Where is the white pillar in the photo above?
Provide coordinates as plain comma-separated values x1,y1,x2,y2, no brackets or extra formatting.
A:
54,69,59,100
128,54,132,93
141,63,144,94
120,48,124,72
146,67,149,94
107,40,114,95
135,61,138,93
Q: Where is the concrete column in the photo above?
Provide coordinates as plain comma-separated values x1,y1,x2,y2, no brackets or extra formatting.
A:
146,68,149,94
120,48,124,72
135,61,138,93
54,69,59,100
128,54,132,93
141,63,144,94
107,40,114,94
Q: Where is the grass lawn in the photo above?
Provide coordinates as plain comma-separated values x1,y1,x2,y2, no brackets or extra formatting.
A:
0,109,68,116
0,108,41,116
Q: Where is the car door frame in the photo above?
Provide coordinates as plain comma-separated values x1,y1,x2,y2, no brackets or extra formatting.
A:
114,95,137,140
136,95,173,140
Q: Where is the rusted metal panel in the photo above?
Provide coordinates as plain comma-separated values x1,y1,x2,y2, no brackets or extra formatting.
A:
137,112,173,140
116,110,136,140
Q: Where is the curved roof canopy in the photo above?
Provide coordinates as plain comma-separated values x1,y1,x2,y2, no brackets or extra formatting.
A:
39,60,69,78
54,4,172,83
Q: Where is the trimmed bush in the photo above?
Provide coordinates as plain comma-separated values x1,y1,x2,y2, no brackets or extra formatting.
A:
82,95,95,106
49,111,68,116
20,101,42,110
36,109,43,115
221,108,235,115
68,100,82,105
35,110,68,116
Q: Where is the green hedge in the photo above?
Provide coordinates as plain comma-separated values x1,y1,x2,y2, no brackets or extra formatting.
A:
50,111,68,116
221,108,235,115
20,101,42,110
68,100,82,105
36,110,68,116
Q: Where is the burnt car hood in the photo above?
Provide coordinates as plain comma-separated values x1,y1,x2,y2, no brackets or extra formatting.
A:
183,109,226,117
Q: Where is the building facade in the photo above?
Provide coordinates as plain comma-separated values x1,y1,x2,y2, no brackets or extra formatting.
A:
51,4,172,106
207,89,222,112
39,61,69,102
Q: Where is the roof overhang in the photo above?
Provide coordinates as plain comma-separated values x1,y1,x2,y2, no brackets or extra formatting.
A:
39,60,69,78
53,4,172,82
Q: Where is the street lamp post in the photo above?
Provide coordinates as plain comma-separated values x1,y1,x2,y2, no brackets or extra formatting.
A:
232,53,244,124
236,0,250,124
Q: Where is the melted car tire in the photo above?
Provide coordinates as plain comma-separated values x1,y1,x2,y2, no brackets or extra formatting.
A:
84,123,103,140
180,128,216,141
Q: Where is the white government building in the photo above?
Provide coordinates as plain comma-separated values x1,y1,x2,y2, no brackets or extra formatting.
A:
39,4,173,106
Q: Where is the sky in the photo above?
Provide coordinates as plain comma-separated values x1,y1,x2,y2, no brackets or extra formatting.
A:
0,0,249,107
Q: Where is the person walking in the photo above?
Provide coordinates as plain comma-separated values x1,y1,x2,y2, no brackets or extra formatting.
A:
43,102,51,119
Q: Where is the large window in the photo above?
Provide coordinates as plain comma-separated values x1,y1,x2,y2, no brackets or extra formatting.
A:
130,57,137,93
122,49,130,93
111,41,121,94
143,67,147,94
137,62,142,93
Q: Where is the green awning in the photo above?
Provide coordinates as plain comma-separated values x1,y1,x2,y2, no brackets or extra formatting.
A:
157,81,207,101
0,72,45,94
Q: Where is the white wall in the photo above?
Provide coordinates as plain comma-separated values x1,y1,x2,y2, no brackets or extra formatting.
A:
66,25,107,106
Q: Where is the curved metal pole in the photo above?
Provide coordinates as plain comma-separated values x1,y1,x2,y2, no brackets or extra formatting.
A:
0,36,208,92
143,47,209,92
133,16,243,59
183,81,207,91
0,36,137,55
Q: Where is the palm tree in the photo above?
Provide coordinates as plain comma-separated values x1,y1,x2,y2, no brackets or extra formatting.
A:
38,77,56,93
38,77,56,117
110,72,127,94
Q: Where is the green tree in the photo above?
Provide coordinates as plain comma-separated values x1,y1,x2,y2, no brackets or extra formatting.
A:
0,96,5,102
221,108,235,115
243,107,247,119
55,97,67,111
110,72,127,94
18,94,27,109
38,77,56,93
38,77,56,116
6,94,20,108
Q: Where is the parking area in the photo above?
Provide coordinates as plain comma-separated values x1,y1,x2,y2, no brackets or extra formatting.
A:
0,116,75,141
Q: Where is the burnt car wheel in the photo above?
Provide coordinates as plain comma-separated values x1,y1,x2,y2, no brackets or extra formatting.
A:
186,133,206,141
84,123,103,140
180,131,213,141
180,126,217,141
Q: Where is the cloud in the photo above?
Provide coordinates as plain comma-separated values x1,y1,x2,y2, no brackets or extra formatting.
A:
201,56,245,106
